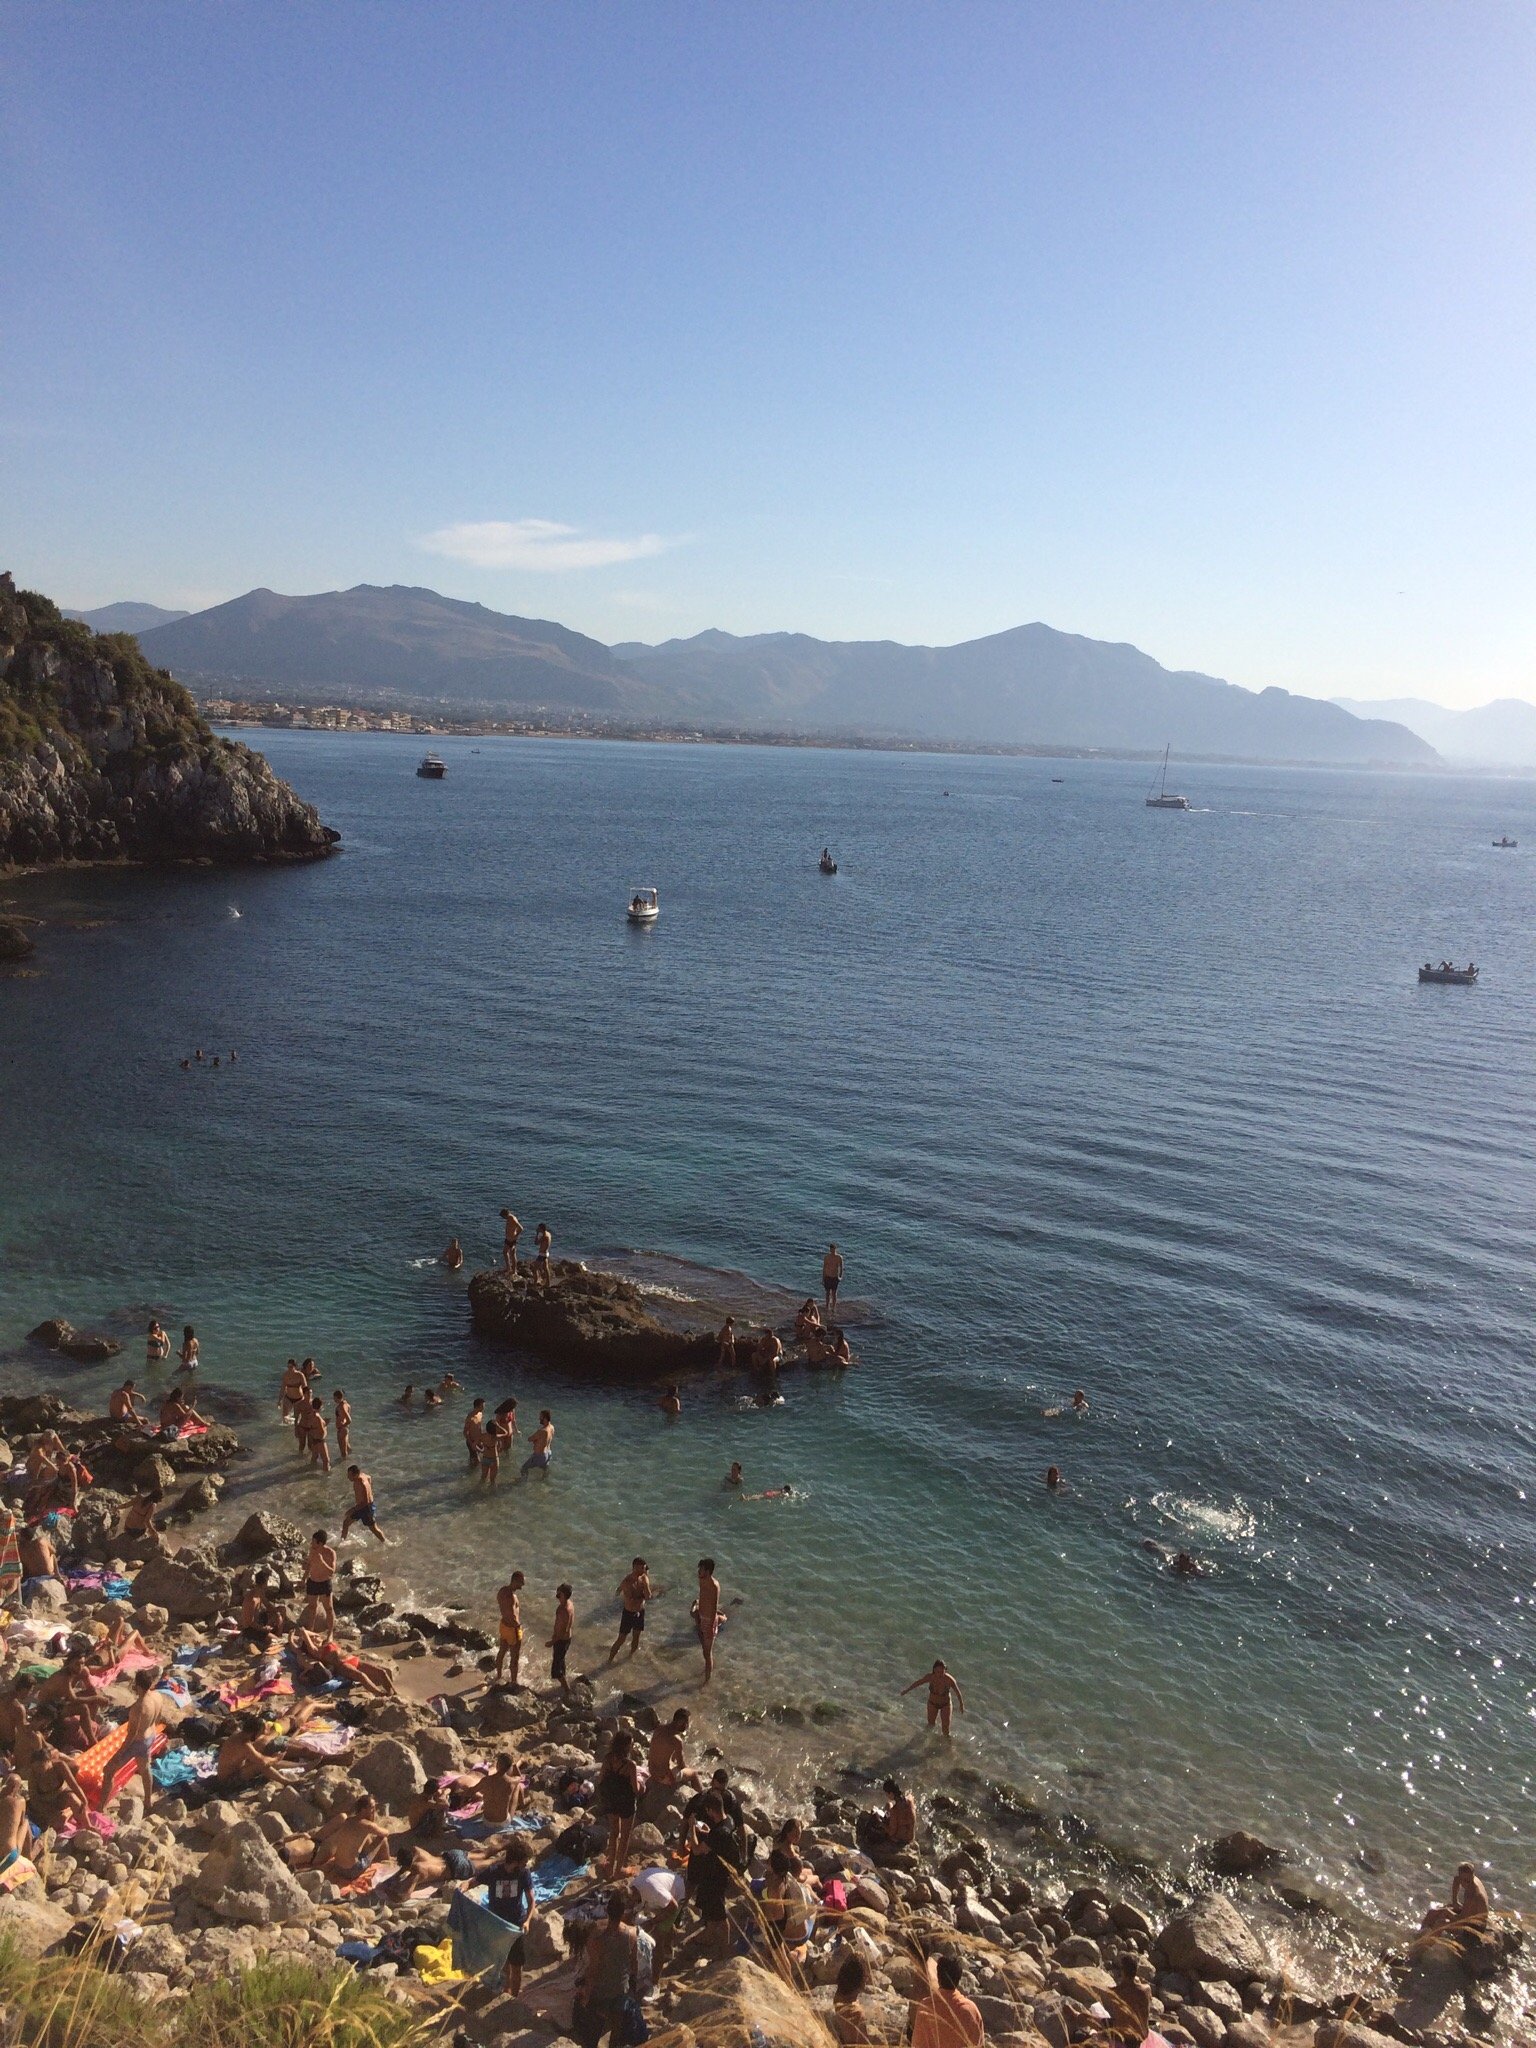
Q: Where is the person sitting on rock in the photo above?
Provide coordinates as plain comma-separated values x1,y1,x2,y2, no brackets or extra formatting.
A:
25,1739,90,1832
1418,1862,1492,1948
211,1712,288,1793
90,1603,150,1669
109,1379,147,1430
1104,1953,1152,2043
37,1649,101,1752
18,1522,61,1603
794,1299,822,1342
857,1777,916,1862
120,1487,164,1555
909,1953,984,2048
832,1953,873,2045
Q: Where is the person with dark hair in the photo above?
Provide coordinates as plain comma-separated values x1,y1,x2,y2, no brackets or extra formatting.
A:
1104,1952,1152,2044
910,1953,984,2048
549,1583,575,1696
500,1209,522,1270
301,1530,336,1633
900,1660,965,1736
607,1559,651,1664
178,1325,199,1372
521,1410,555,1477
686,1791,744,1958
571,1889,638,2048
595,1730,640,1879
495,1570,526,1684
695,1557,721,1682
115,1667,179,1814
859,1776,917,1860
341,1465,386,1541
762,1844,815,1964
833,1953,872,2044
487,1835,537,1996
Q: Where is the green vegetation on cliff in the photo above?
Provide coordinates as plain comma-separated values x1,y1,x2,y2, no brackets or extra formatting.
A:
0,573,336,872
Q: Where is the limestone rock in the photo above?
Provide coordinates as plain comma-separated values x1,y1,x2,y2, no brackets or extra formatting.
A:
25,1317,120,1361
0,1891,73,1955
1314,2027,1409,2048
123,1924,188,1981
1054,1935,1102,1969
671,1957,830,2048
222,1509,305,1560
415,1727,465,1777
1226,2019,1271,2048
524,1909,565,1967
468,1262,719,1382
191,1821,312,1925
1179,2005,1227,2048
131,1549,233,1621
1158,1896,1268,1983
0,575,338,872
355,1737,426,1811
0,917,35,960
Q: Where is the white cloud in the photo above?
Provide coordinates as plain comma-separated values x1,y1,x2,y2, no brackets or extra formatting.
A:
418,518,670,572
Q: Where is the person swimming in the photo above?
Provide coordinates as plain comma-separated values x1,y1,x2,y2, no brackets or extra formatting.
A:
1045,1466,1065,1490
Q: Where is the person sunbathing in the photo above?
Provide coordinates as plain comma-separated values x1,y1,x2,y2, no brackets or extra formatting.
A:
211,1713,288,1791
286,1795,390,1883
290,1626,397,1697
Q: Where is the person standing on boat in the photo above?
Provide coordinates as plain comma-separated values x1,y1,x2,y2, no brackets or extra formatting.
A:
500,1210,522,1270
822,1244,844,1316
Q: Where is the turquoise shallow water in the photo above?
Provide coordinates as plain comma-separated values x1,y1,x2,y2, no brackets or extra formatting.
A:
2,733,1534,1927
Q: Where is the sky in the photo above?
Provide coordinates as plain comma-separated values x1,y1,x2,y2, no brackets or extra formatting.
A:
2,2,1533,710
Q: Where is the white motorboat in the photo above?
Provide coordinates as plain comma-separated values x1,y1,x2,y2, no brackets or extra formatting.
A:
627,887,659,925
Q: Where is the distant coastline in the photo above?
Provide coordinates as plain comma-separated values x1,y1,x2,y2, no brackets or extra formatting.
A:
207,703,1455,776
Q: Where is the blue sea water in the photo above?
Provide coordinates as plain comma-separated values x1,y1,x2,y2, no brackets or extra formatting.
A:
2,732,1533,1928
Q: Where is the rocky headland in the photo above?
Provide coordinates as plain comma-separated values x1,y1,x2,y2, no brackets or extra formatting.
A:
0,571,337,877
0,1384,1524,2048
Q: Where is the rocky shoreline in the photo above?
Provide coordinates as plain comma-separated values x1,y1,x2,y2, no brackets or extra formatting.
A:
0,1385,1524,2048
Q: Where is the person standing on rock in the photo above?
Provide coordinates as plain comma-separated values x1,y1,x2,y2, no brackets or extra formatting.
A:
549,1582,574,1695
822,1243,844,1316
715,1317,736,1369
341,1465,386,1542
116,1667,180,1815
594,1733,641,1881
301,1529,337,1632
534,1222,553,1284
500,1208,523,1270
487,1835,538,1997
694,1558,722,1683
332,1388,351,1460
900,1659,965,1736
495,1569,526,1684
607,1558,652,1664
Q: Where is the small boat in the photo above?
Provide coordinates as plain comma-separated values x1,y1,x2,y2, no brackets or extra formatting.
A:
1145,745,1190,809
1418,962,1479,985
1051,776,1064,783
1493,837,1517,848
416,754,446,779
819,849,838,874
627,887,659,925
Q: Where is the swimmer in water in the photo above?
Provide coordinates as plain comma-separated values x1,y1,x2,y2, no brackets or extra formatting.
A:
424,1388,442,1408
1045,1466,1065,1490
1072,1390,1088,1413
744,1482,796,1501
659,1386,682,1419
398,1385,414,1406
724,1462,744,1489
442,1239,464,1271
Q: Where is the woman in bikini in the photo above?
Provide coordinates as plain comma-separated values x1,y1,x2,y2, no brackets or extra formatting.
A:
594,1729,640,1879
146,1319,171,1364
178,1325,200,1372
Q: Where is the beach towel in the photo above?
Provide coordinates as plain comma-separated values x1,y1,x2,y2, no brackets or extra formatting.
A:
293,1726,354,1758
0,1853,38,1894
531,1849,587,1905
152,1746,218,1790
413,1937,465,1986
447,1888,522,1980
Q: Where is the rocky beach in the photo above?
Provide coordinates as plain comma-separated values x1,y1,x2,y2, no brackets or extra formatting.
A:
0,1363,1524,2048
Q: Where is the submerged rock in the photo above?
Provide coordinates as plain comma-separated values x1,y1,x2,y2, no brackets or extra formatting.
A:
468,1261,717,1381
26,1317,121,1362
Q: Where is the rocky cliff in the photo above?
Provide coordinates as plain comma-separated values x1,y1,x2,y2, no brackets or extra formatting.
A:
0,571,337,872
469,1260,719,1379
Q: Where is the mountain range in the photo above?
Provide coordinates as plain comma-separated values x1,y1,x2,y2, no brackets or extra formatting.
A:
63,601,189,634
1332,696,1536,767
80,581,1438,766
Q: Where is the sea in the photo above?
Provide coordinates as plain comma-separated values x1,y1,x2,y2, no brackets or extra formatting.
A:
2,732,1533,1940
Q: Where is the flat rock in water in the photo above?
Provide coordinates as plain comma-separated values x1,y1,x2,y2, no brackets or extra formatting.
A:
468,1261,718,1381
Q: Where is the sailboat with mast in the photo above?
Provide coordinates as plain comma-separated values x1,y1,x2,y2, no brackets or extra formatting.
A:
1144,745,1190,810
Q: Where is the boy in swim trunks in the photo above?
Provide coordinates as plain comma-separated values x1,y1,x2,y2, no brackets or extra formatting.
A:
116,1668,180,1813
607,1559,651,1664
495,1570,526,1684
549,1583,574,1695
694,1558,722,1683
341,1467,386,1542
301,1530,336,1633
521,1410,554,1477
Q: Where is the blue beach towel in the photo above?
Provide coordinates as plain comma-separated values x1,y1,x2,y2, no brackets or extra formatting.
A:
448,1889,522,1980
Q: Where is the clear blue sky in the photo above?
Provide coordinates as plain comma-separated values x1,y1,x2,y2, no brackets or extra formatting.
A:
3,2,1532,707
